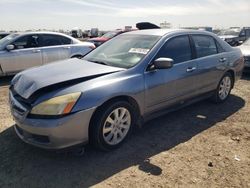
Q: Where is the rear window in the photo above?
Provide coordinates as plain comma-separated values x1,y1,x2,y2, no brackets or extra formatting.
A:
192,35,217,58
41,35,72,47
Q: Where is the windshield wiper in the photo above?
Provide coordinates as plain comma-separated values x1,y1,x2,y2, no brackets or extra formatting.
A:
89,60,109,66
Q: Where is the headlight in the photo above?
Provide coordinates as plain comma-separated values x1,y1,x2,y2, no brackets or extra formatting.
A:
30,92,81,116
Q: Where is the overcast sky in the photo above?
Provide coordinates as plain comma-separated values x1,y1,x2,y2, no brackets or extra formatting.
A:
0,0,249,31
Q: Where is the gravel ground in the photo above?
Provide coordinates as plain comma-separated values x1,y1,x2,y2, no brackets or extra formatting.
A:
0,75,250,188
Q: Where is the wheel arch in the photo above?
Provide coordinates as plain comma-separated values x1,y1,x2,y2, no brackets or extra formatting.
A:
0,64,4,75
88,95,141,139
226,69,235,88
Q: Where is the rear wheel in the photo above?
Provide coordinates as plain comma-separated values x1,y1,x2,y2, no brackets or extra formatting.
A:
90,101,136,151
211,73,233,103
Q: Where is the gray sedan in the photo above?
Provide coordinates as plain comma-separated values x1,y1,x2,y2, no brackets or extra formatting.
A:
0,32,95,76
9,29,244,151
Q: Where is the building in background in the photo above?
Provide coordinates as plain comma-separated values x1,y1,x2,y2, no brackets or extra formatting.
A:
160,21,172,29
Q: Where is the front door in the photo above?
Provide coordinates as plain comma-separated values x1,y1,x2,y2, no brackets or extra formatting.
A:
144,35,198,114
0,34,42,74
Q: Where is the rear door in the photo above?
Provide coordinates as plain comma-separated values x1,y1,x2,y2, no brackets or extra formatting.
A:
190,35,227,95
144,35,198,113
0,34,43,74
40,34,72,64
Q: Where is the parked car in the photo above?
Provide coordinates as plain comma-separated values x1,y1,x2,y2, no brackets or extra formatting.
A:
0,32,10,40
136,22,160,30
87,30,128,47
89,28,99,38
9,29,244,151
218,27,250,46
71,28,83,38
238,38,250,72
0,32,95,76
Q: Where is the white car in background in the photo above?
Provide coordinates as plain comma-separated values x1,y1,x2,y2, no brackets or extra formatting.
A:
238,38,250,72
0,32,95,76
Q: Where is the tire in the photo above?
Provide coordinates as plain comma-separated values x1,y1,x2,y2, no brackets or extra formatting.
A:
211,72,233,103
90,101,136,151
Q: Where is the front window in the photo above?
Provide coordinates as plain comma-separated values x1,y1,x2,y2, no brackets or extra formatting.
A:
12,35,40,49
83,34,160,68
155,35,192,64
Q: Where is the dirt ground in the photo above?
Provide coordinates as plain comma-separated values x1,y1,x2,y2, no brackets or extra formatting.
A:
0,75,250,188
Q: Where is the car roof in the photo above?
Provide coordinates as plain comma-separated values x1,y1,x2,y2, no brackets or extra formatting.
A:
7,31,82,44
0,32,10,35
13,31,81,42
124,29,214,37
15,31,71,37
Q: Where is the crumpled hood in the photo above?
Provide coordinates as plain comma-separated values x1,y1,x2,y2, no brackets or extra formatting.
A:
11,58,124,99
238,45,250,56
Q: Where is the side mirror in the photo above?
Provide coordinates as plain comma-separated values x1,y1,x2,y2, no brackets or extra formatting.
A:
6,44,15,51
152,58,173,70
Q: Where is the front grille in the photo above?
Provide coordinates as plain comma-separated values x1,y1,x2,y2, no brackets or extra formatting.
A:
13,104,26,114
10,87,31,109
9,87,31,118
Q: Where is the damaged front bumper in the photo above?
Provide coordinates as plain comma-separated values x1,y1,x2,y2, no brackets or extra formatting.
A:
9,90,96,149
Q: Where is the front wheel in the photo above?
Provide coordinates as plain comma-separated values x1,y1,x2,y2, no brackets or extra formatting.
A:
211,73,233,103
90,101,136,151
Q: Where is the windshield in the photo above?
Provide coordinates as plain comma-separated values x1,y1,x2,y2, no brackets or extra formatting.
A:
83,34,160,68
218,29,240,36
0,33,19,49
102,31,120,38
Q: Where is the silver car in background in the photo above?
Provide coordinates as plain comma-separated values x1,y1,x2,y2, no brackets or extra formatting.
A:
238,38,250,72
0,32,95,76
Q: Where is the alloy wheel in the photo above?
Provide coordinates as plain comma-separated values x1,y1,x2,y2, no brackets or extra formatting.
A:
102,107,131,145
218,76,231,100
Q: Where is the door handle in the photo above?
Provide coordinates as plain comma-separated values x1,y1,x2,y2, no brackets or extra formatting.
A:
32,49,41,53
63,46,71,49
219,57,227,62
186,67,197,73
